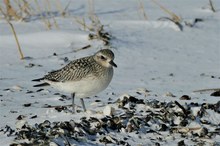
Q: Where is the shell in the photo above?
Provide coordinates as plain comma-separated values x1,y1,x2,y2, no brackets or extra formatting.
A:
103,105,115,116
4,95,219,146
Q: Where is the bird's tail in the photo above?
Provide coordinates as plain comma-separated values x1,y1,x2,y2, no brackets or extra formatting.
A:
32,78,44,82
33,82,50,87
32,77,49,87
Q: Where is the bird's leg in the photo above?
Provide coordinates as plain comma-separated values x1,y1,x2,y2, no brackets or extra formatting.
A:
80,98,86,112
71,93,75,113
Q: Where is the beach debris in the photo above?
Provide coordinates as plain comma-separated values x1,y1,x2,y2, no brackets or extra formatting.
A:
1,94,219,145
180,95,191,100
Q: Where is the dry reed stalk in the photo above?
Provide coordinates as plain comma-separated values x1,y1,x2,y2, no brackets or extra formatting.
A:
20,0,32,16
209,0,216,12
152,0,181,23
52,17,59,29
138,0,148,20
62,1,71,16
74,16,92,31
14,0,32,18
3,0,21,20
88,0,94,14
0,7,24,60
55,0,64,14
54,0,72,17
193,88,220,93
45,0,59,29
34,0,51,29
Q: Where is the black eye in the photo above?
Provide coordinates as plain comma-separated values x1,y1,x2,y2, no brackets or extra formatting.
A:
100,55,106,60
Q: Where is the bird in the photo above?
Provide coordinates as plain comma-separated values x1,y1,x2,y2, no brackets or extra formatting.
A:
32,49,117,113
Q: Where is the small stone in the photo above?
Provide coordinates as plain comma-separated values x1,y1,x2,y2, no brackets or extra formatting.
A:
54,106,67,112
26,90,33,94
25,63,35,68
136,88,150,96
23,103,31,107
95,99,101,102
16,115,26,120
169,73,174,76
30,115,37,119
10,110,18,113
63,57,69,62
210,90,220,97
178,140,186,146
214,101,220,113
180,95,191,100
36,89,44,92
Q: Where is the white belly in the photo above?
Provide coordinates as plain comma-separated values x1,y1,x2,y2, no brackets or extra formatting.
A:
45,68,113,98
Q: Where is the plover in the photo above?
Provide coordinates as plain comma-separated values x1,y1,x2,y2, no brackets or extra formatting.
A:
32,49,117,113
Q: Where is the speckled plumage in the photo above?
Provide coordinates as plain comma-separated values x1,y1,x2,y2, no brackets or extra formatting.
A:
44,56,104,82
33,49,117,113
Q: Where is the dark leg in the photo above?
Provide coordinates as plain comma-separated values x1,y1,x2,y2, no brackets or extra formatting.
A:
80,98,86,112
71,93,75,113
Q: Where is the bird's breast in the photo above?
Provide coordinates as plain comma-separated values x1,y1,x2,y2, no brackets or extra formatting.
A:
47,68,114,98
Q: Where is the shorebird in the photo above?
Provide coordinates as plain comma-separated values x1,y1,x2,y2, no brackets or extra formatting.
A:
32,49,117,113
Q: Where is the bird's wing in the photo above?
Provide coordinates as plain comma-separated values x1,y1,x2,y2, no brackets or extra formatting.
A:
44,57,96,82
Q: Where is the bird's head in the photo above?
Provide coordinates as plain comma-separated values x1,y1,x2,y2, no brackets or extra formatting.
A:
94,49,117,68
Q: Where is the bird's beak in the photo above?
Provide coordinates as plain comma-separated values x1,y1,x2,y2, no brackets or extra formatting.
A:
109,60,117,68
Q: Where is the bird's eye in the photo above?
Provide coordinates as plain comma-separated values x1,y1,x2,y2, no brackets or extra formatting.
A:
100,55,106,60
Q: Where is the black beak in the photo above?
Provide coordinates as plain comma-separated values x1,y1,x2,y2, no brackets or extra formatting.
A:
109,60,117,68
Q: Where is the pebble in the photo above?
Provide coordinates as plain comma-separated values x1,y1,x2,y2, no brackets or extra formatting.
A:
210,90,220,97
180,95,191,100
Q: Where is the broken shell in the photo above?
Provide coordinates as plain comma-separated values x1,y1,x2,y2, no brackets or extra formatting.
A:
164,92,176,97
136,88,150,96
15,119,27,130
4,96,219,146
126,122,134,133
103,105,115,116
49,142,59,146
11,85,23,91
191,127,208,137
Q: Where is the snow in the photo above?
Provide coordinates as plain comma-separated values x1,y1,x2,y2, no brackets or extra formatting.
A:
0,0,220,145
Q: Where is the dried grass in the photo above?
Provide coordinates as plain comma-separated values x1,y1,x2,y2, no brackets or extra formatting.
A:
3,0,21,20
0,6,24,60
152,0,183,31
209,0,216,12
137,0,148,20
152,0,181,23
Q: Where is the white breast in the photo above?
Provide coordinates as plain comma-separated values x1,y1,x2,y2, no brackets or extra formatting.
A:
45,68,113,98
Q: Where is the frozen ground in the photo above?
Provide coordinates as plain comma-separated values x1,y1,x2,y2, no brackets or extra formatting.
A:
0,0,220,145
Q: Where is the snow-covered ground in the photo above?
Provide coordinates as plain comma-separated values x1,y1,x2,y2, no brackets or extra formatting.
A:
0,0,220,145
